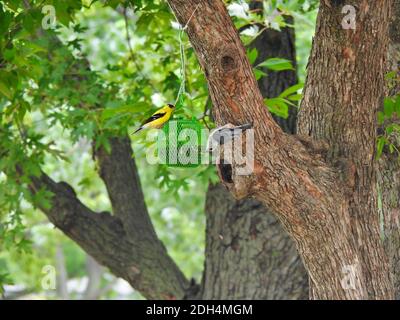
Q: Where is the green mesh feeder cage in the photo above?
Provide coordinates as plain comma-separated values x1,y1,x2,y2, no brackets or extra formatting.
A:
156,16,206,168
157,119,204,168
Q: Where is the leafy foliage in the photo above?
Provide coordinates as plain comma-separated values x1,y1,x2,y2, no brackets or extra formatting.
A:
377,96,400,159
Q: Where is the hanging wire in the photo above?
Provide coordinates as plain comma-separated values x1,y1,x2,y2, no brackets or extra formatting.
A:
175,27,186,107
167,2,200,109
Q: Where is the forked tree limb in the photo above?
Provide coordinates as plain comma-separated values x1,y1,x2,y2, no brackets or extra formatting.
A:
26,165,189,299
167,0,395,299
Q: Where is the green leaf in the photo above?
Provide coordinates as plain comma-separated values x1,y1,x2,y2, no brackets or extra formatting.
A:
287,94,303,101
3,0,22,11
385,71,396,80
264,98,289,118
22,11,35,33
136,13,153,35
377,111,385,124
257,58,294,71
0,272,14,295
395,95,400,117
0,4,13,36
95,134,111,153
101,102,149,121
0,81,13,100
247,48,258,65
105,0,122,9
386,125,394,135
253,68,267,80
384,97,395,118
278,83,304,98
376,137,386,159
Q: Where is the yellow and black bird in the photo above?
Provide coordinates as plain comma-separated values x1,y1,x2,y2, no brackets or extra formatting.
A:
132,104,175,134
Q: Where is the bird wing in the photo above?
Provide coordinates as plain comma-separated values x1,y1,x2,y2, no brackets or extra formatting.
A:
141,112,166,125
211,128,242,144
206,123,253,152
205,125,230,152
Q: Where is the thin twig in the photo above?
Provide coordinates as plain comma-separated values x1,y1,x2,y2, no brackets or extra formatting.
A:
182,3,201,30
198,96,211,129
123,6,159,93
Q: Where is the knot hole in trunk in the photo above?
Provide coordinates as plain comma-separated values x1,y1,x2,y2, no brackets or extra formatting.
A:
218,162,233,183
221,55,236,72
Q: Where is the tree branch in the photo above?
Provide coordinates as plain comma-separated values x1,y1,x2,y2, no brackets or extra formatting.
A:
94,137,155,239
27,170,189,299
93,136,192,298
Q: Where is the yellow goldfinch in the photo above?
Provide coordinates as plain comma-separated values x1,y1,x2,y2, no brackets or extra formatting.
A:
133,104,175,134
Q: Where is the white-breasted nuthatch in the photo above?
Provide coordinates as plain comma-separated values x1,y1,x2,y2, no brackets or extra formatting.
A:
205,123,253,153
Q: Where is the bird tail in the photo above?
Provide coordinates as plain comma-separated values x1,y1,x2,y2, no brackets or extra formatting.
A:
131,127,143,135
235,123,253,130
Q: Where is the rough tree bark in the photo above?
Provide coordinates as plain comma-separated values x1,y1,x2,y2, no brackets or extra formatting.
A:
202,185,308,299
167,0,395,299
297,0,395,299
380,0,400,299
201,11,308,299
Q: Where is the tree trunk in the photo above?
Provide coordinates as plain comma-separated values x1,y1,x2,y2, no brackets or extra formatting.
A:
297,0,394,299
202,185,308,299
55,245,69,300
251,16,298,135
82,255,105,300
380,0,400,299
201,15,308,299
167,0,395,299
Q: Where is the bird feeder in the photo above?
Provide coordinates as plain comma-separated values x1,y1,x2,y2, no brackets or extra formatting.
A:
157,118,204,168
